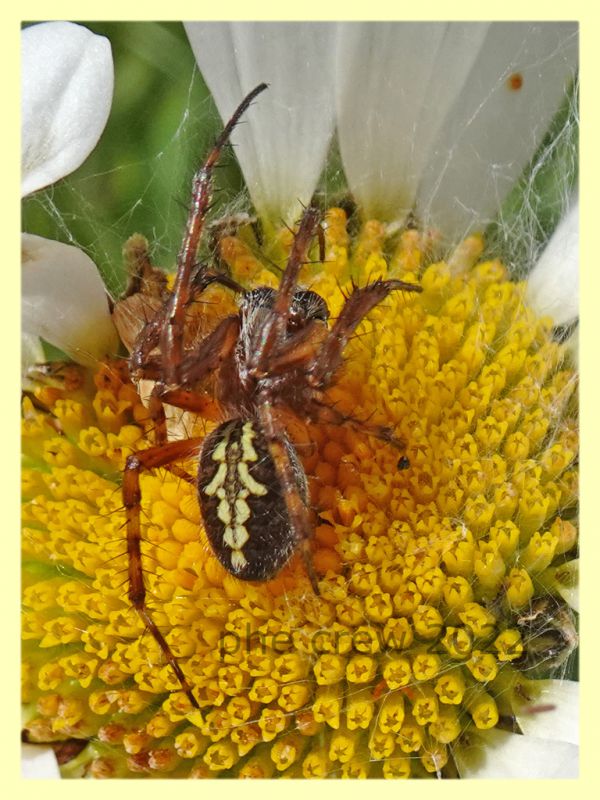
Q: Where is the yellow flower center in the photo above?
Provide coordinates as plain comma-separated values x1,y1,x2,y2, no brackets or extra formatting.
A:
22,208,578,778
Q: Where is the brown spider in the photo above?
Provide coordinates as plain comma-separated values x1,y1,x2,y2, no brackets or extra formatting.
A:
119,83,422,708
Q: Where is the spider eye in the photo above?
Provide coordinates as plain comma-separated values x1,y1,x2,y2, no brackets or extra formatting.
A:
240,287,329,325
240,286,277,312
291,290,329,322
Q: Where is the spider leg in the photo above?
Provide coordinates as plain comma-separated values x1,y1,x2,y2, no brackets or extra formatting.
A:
162,463,197,485
161,83,268,385
308,278,422,389
129,270,242,384
316,220,326,263
257,395,319,594
129,307,163,382
305,397,407,451
275,207,322,314
124,437,205,709
143,314,239,445
255,321,325,374
249,206,322,376
191,269,245,297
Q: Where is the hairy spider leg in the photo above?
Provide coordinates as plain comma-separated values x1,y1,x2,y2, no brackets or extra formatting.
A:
316,220,326,263
161,83,268,385
130,272,242,387
124,437,205,709
304,397,407,451
125,317,240,705
249,206,322,375
144,314,240,445
261,276,423,400
256,396,320,594
191,269,245,298
307,278,423,389
129,311,164,382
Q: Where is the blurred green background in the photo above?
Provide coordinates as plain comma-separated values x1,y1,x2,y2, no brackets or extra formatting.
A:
22,22,246,298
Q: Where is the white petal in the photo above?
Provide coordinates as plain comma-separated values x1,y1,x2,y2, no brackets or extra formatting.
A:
22,22,113,196
526,198,578,325
336,22,491,221
455,728,578,778
559,583,579,613
22,331,45,389
564,328,579,368
514,679,579,744
545,558,580,611
415,23,578,240
22,744,60,779
22,234,118,366
184,22,336,223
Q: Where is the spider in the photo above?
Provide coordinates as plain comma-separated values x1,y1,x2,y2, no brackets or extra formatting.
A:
118,83,423,708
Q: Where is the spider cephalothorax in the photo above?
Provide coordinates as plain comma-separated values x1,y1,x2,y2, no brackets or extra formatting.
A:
231,284,331,404
117,84,422,708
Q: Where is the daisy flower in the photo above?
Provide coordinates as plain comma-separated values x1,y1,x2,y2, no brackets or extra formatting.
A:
21,22,578,779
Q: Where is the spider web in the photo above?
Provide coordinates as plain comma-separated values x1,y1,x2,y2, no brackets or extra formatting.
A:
21,21,579,779
486,75,579,282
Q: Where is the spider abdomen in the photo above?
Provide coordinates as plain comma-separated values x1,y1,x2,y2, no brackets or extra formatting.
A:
198,418,308,581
